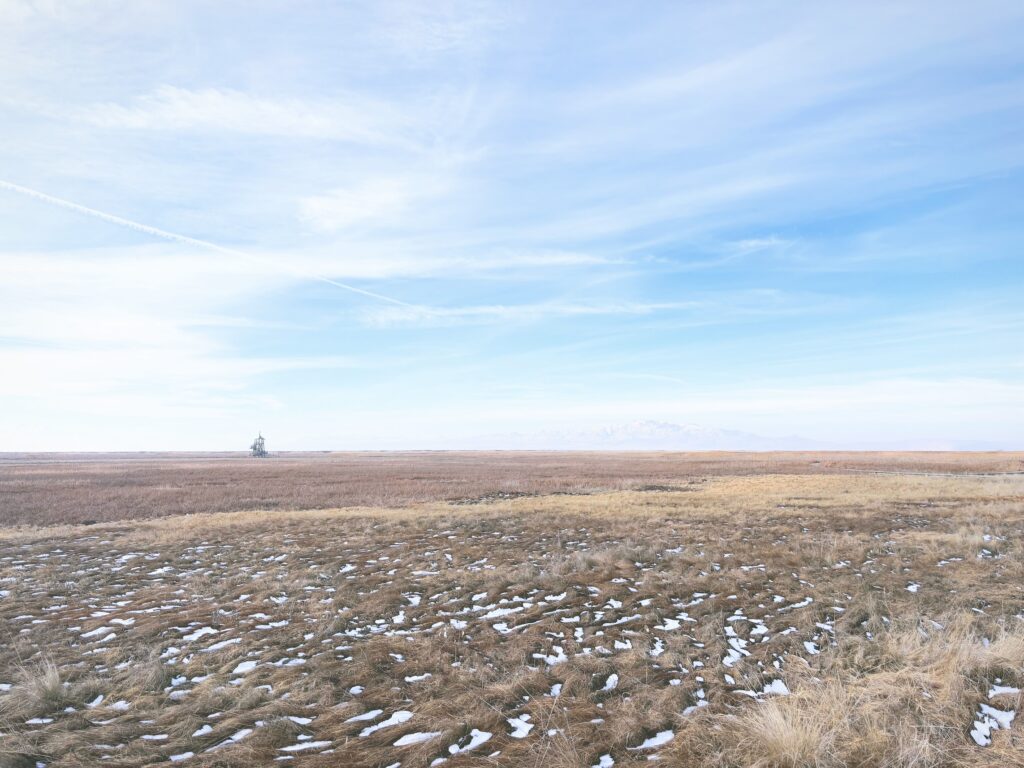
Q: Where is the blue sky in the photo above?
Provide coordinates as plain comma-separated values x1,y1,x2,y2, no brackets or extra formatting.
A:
1,1,1022,450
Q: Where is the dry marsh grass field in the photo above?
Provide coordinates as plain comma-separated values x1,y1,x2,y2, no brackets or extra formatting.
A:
1,451,1022,527
1,464,1023,766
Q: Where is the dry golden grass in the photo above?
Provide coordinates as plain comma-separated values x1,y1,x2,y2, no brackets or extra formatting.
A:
0,472,1022,767
1,450,1021,526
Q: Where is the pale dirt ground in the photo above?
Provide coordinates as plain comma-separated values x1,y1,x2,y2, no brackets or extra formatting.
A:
1,472,1023,767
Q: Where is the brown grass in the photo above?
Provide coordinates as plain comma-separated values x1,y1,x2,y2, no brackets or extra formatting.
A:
1,450,1021,526
0,471,1022,766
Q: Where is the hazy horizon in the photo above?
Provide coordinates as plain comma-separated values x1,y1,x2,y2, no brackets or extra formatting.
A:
0,418,1018,454
2,2,1023,451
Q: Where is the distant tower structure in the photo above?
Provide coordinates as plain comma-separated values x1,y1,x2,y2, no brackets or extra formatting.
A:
250,432,268,458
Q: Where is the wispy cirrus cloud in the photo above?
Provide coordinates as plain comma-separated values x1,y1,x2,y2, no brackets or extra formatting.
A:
357,289,830,328
361,300,701,327
299,175,452,232
1,1,1022,449
78,86,422,149
373,0,513,60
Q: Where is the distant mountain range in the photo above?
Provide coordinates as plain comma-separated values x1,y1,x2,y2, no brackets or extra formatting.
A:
467,420,823,451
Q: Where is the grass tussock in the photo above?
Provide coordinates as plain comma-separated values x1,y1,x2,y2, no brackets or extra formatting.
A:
0,659,65,721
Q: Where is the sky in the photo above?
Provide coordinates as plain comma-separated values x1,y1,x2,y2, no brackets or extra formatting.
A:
1,0,1023,451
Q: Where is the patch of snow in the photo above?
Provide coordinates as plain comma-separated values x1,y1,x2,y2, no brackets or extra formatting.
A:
629,730,674,750
280,741,332,752
394,731,441,746
507,714,533,738
449,728,492,754
360,710,413,737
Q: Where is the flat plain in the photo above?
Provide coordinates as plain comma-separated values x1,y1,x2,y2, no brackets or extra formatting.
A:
1,454,1023,767
2,450,1022,526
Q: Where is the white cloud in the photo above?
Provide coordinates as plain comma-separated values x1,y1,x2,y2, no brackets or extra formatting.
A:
357,290,822,327
0,245,310,406
79,86,420,149
374,0,513,60
291,244,615,278
360,301,699,327
299,175,449,232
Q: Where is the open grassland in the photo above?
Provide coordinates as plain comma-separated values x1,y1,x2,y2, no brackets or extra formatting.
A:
1,451,1022,527
1,473,1023,767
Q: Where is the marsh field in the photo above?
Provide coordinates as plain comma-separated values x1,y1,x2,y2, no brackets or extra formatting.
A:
1,454,1023,767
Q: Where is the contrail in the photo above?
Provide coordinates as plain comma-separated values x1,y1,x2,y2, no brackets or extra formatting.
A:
0,179,414,307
